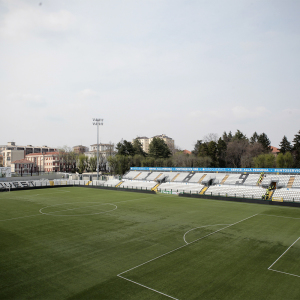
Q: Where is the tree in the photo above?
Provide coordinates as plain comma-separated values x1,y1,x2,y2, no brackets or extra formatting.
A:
207,141,218,167
232,130,248,141
192,140,203,156
253,153,275,168
276,153,285,168
78,155,88,174
148,137,171,159
116,139,135,156
58,145,78,172
284,152,294,168
257,133,271,153
107,155,118,175
276,152,294,168
222,131,233,144
132,139,146,156
240,142,264,168
250,132,259,144
226,140,248,167
89,156,97,172
217,137,227,167
292,130,300,167
279,136,292,154
203,133,218,143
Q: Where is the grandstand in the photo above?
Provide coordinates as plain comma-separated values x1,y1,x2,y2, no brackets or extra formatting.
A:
1,167,300,203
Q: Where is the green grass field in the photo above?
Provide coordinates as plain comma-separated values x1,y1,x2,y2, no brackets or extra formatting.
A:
1,187,300,299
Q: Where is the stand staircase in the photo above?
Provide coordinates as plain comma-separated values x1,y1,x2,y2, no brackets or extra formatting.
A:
221,175,229,184
198,174,206,184
171,173,180,182
200,186,208,195
287,176,295,188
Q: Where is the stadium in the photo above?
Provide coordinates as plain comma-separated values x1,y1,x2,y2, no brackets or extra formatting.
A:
1,167,300,299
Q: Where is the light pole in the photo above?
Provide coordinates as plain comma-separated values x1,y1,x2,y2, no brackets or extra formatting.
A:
93,118,103,180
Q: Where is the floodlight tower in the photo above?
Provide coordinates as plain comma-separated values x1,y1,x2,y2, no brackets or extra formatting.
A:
93,118,103,180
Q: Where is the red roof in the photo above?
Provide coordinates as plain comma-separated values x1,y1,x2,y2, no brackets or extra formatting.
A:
271,146,280,154
183,150,192,155
12,159,35,164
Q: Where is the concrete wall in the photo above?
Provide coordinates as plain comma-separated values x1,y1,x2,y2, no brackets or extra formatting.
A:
0,172,68,182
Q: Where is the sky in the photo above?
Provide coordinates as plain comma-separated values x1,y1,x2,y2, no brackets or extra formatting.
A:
1,0,299,151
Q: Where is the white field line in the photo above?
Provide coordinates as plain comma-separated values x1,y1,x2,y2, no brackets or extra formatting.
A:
268,269,300,278
117,274,179,300
40,203,117,214
117,213,258,299
183,224,231,245
112,196,153,205
268,236,300,278
0,214,41,222
259,214,300,220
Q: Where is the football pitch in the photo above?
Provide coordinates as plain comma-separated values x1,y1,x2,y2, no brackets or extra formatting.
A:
1,187,300,299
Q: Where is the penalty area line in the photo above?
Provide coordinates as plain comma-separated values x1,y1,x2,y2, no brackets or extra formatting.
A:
117,275,179,300
117,213,258,299
268,236,300,278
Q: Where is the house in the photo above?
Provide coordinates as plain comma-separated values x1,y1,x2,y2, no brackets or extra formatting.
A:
72,145,89,154
11,159,36,175
86,143,115,171
0,142,57,167
26,152,64,172
271,146,280,156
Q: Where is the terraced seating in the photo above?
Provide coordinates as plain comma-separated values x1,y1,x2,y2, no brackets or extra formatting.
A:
188,173,207,183
119,180,157,190
272,189,300,202
205,185,266,199
158,182,204,194
292,176,300,188
211,173,227,184
261,174,290,187
173,172,189,182
91,180,107,186
160,172,178,182
137,172,151,180
102,179,122,187
146,172,163,181
243,174,261,185
123,171,141,179
222,174,243,185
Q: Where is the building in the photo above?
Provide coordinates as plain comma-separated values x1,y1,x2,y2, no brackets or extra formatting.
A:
133,137,150,153
0,154,3,167
149,134,175,151
271,146,280,156
26,152,63,172
11,159,36,175
72,145,89,154
2,150,24,167
134,134,175,153
86,143,115,171
0,142,57,167
183,150,192,155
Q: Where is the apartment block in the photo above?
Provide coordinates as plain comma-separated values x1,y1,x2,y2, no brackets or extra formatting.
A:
134,134,175,153
26,152,62,172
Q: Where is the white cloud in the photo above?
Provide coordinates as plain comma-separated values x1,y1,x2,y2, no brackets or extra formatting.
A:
231,106,267,119
8,93,47,108
0,3,76,40
77,89,98,99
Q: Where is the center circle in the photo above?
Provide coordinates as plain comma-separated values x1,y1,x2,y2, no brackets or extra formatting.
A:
39,202,117,216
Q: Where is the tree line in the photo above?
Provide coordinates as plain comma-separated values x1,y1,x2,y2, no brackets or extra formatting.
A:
108,130,300,175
